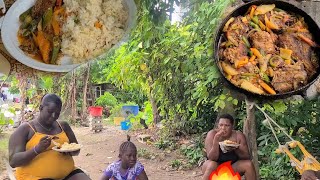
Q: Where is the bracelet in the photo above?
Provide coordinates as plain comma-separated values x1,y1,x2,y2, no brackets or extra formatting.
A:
33,146,39,155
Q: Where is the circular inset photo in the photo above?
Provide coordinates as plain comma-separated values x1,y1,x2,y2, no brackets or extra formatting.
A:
1,0,137,72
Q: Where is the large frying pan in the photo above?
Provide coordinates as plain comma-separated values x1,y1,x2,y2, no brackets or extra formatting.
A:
214,0,320,100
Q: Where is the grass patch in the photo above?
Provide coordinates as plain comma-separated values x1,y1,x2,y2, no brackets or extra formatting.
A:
0,133,10,172
0,134,9,155
138,148,156,159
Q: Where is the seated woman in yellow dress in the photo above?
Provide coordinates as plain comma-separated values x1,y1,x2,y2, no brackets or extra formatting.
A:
9,94,91,180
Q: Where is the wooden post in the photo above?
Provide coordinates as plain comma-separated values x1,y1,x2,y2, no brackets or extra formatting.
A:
243,98,259,179
82,64,90,125
18,76,27,122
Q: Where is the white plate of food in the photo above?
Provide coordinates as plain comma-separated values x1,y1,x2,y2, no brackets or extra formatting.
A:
219,140,240,148
1,0,136,72
52,142,83,153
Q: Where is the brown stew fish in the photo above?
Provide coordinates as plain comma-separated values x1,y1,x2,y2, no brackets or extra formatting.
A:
216,2,320,97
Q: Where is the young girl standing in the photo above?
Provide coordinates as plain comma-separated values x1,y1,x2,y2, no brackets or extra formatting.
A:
100,136,148,180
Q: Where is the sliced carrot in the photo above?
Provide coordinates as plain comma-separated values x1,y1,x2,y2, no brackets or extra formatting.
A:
94,21,103,29
249,55,256,62
250,48,263,59
51,15,60,36
259,80,276,95
297,34,317,47
54,7,65,16
236,56,249,68
37,31,51,63
268,67,274,77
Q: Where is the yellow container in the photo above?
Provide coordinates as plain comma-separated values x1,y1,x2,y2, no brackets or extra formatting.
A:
114,117,125,126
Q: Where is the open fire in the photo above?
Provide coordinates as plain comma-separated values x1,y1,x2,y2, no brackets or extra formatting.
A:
209,161,241,180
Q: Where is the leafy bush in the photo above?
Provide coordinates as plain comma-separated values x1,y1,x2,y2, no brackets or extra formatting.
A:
180,135,206,166
253,99,320,179
127,101,154,129
110,104,124,118
95,92,118,107
109,101,138,118
0,113,14,134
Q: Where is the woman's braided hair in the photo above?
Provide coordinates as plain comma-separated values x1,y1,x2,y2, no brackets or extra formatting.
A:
119,135,137,155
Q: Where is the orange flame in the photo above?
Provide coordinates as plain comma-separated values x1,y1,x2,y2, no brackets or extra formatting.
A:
209,161,241,180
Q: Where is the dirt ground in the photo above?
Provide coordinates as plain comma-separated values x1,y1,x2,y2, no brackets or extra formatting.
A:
0,125,202,180
73,126,202,180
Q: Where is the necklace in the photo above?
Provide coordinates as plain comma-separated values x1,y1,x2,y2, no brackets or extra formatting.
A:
36,120,52,131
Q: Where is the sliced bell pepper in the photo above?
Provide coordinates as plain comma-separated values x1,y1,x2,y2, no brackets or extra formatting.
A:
258,20,266,31
265,26,272,33
250,48,263,59
252,16,259,25
19,7,32,22
250,5,257,19
259,72,270,83
242,36,251,48
43,8,53,29
51,36,61,64
249,55,256,62
269,55,282,67
265,15,279,30
241,17,248,24
285,59,291,65
249,21,261,30
280,48,293,60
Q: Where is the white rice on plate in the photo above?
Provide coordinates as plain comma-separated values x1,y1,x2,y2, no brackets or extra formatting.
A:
61,0,128,63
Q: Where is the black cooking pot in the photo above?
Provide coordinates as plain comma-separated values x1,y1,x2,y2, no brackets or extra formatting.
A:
214,0,320,100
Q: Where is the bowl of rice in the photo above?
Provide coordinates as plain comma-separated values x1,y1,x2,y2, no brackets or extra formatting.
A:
1,0,137,72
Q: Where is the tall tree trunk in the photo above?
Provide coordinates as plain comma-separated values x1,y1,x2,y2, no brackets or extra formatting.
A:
149,91,160,124
81,64,90,125
147,76,160,124
71,71,77,124
243,98,260,179
18,76,28,122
